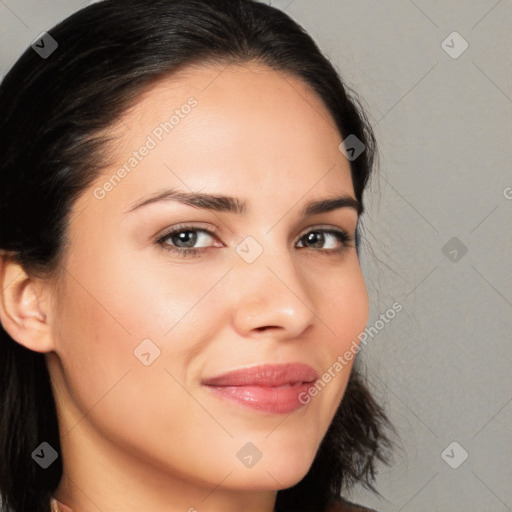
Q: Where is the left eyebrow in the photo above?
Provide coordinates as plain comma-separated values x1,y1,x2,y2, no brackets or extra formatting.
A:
124,188,362,217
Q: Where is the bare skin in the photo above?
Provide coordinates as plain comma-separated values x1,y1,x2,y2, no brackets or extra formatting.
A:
0,61,369,512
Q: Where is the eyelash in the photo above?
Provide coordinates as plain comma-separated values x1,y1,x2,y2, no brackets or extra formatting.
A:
155,223,354,259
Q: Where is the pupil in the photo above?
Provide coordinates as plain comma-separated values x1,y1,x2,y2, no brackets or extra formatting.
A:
306,232,324,248
175,231,197,248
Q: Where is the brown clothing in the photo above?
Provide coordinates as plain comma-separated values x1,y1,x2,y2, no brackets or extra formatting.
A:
328,498,378,512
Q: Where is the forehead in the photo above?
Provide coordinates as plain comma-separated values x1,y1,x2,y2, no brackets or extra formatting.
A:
74,61,354,220
110,60,342,156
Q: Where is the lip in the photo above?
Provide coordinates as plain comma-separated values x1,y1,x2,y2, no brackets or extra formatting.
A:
201,363,319,414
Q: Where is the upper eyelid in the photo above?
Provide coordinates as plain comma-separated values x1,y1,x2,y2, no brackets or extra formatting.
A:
156,224,220,242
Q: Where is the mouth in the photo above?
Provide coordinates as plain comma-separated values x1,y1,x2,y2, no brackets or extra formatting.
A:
201,363,319,414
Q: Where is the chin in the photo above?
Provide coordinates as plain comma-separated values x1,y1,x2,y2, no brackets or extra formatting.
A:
226,446,317,491
226,469,312,493
267,455,316,489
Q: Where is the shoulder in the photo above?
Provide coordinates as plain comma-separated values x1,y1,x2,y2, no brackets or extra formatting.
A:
326,498,378,512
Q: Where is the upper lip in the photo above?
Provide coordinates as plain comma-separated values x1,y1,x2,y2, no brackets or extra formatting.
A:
201,363,319,387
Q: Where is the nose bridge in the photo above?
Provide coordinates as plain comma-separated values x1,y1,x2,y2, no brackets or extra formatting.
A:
230,233,316,337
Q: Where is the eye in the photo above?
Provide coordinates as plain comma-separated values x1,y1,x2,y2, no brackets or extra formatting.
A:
296,228,353,255
156,225,354,259
156,225,221,258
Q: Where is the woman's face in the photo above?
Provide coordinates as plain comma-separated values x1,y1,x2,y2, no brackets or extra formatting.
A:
46,62,369,508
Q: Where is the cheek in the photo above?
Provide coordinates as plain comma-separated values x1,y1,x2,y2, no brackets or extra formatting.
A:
53,246,227,411
99,250,231,340
292,254,368,421
52,262,209,462
52,273,135,419
320,254,369,349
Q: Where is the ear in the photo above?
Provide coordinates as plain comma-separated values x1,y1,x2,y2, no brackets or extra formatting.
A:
0,255,55,353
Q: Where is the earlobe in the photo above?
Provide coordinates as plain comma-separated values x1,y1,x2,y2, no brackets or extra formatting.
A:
0,255,55,353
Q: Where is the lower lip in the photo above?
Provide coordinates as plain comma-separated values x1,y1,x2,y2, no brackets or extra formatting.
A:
203,383,314,414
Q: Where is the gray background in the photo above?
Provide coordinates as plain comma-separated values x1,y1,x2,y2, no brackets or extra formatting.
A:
1,0,511,510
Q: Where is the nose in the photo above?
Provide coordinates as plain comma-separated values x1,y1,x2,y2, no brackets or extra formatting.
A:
230,246,318,341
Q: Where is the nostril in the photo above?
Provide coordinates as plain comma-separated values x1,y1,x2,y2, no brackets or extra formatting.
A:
254,325,280,333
